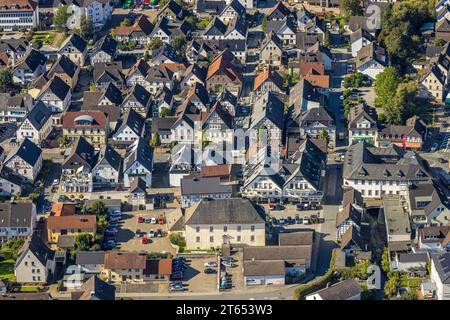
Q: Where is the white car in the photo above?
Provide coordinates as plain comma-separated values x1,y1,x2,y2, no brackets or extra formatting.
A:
151,217,157,224
303,216,310,225
339,95,344,100
204,261,218,268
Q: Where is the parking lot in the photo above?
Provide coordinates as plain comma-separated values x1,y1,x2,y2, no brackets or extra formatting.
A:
115,210,177,255
169,256,219,294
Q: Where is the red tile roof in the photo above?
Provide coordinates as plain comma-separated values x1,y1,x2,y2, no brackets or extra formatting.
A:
62,111,107,129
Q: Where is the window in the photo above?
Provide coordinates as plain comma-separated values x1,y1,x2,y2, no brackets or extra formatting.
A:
196,236,200,243
237,236,241,242
209,226,214,232
196,226,200,232
209,236,214,242
237,226,241,232
250,225,255,232
250,235,255,242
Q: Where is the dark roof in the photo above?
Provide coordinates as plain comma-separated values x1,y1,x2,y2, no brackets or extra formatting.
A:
261,31,283,52
0,201,34,228
25,101,51,131
243,245,312,262
38,75,70,101
48,54,77,79
63,137,96,170
123,84,150,108
186,198,265,225
311,279,362,300
196,0,226,14
279,231,314,246
124,137,153,172
250,91,285,130
95,145,122,172
130,177,147,193
205,17,227,37
72,276,115,300
340,225,366,251
60,33,87,53
221,0,245,16
397,253,429,264
300,106,335,126
243,260,285,276
93,61,124,85
181,176,232,196
76,251,106,266
151,116,177,133
151,43,182,63
14,48,47,73
16,233,55,268
225,14,247,37
431,253,450,284
118,108,145,137
91,35,117,58
4,138,42,167
336,204,362,227
103,82,124,105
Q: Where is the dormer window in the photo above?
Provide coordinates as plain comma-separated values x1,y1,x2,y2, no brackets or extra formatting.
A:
74,115,95,126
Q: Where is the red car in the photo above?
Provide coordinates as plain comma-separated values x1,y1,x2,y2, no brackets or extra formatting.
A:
137,217,144,223
141,236,148,244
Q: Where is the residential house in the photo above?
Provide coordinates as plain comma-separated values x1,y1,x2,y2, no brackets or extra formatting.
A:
180,176,232,208
260,31,283,67
112,108,145,144
436,18,450,42
16,101,52,145
14,233,55,284
383,195,413,254
4,138,42,181
93,61,125,89
62,111,109,149
61,0,113,32
416,226,450,253
0,200,36,243
57,33,88,66
144,65,174,95
0,93,33,124
201,101,233,145
46,55,80,90
185,198,266,250
204,17,227,40
243,244,312,286
120,84,152,117
152,87,174,117
180,64,207,90
419,64,446,102
150,43,182,66
91,145,122,189
393,253,429,277
102,251,147,282
76,251,105,274
299,107,336,148
47,215,97,248
36,75,71,113
125,59,150,87
0,167,23,197
123,138,153,188
61,137,97,193
377,116,426,150
151,117,177,145
143,259,172,281
157,0,184,21
347,103,378,145
253,66,284,99
355,42,387,80
89,35,118,65
343,141,431,198
219,0,245,23
430,253,450,300
336,203,362,241
0,38,29,67
114,14,154,46
71,275,115,300
305,279,362,300
351,28,375,58
206,49,242,96
12,48,46,85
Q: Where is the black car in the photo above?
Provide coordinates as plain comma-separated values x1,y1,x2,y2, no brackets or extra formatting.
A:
296,204,303,211
272,218,279,225
295,216,302,224
286,216,293,224
204,268,217,274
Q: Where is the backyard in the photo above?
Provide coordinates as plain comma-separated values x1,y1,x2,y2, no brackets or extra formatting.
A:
0,259,16,281
32,32,56,45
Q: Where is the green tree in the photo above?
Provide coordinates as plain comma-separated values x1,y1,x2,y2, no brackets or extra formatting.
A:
80,14,93,41
0,239,25,259
339,0,363,17
80,203,87,214
374,66,402,109
171,35,187,56
150,132,161,147
318,129,329,141
0,68,13,91
381,247,391,273
28,192,41,203
324,32,331,47
261,15,267,33
32,39,42,49
384,272,400,299
160,107,172,117
59,135,70,147
120,18,131,27
110,28,116,39
91,200,107,217
392,80,420,124
89,83,95,92
159,0,169,9
352,259,371,279
53,5,71,32
143,50,150,60
75,233,93,252
397,290,418,300
146,37,163,51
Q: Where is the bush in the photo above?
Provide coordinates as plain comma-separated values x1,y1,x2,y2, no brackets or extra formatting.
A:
294,249,336,300
169,233,186,252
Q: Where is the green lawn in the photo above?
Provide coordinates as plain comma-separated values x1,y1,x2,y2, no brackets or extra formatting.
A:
32,32,56,45
18,286,43,292
0,259,16,281
400,276,424,289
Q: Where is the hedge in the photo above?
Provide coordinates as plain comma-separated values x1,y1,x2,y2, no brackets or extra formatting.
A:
294,249,336,300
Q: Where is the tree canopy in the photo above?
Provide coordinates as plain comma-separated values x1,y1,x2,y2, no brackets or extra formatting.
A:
339,0,363,17
53,5,71,32
0,68,13,92
146,37,163,51
80,14,93,41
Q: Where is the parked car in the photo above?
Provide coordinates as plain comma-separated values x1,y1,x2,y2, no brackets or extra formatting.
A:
137,217,144,223
221,260,235,267
135,229,142,238
286,216,293,224
279,218,286,225
271,217,277,225
204,268,217,274
171,272,183,280
105,227,118,234
157,229,163,237
204,261,218,268
103,240,116,250
295,215,302,224
151,217,157,224
303,216,310,225
144,218,151,223
149,230,155,238
170,284,185,292
431,143,439,152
